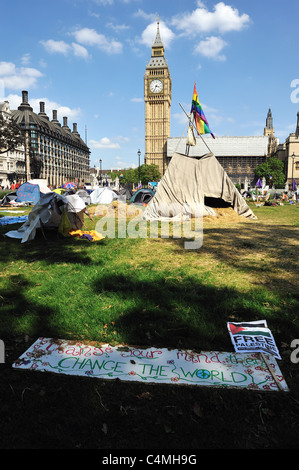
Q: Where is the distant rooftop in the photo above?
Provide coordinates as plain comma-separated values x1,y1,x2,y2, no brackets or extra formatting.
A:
167,136,270,158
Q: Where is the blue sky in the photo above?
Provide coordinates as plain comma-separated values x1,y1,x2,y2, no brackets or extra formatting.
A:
0,0,298,171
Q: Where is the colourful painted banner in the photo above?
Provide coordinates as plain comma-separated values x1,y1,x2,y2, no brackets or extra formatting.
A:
12,338,288,392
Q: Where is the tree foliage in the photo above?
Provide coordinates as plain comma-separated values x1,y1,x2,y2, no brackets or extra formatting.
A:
254,157,285,188
0,116,25,154
114,164,161,185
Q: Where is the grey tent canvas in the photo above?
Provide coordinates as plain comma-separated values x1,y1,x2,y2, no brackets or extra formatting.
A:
143,152,256,221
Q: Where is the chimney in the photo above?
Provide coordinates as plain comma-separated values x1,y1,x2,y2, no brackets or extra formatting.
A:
73,123,79,134
62,116,69,128
38,101,49,119
22,91,28,105
18,90,33,111
52,110,60,124
296,112,299,138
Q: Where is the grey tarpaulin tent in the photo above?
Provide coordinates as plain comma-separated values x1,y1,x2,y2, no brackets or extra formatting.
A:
5,192,88,243
143,152,256,221
76,189,91,205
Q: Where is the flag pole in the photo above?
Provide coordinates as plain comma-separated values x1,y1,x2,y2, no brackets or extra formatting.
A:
179,103,212,154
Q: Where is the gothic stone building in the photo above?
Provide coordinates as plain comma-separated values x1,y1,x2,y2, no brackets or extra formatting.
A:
275,112,299,189
2,91,90,188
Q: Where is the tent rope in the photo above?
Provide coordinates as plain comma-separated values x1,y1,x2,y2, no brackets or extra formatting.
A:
173,119,190,156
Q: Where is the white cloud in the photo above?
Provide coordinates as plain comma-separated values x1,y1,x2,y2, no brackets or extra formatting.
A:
72,42,90,59
171,2,250,35
0,61,43,91
72,27,123,54
41,38,91,60
106,22,130,33
91,0,114,5
134,9,156,22
40,39,71,55
0,62,16,76
194,36,227,61
115,135,130,143
89,137,121,149
0,93,22,109
21,53,31,66
131,97,143,103
20,67,43,78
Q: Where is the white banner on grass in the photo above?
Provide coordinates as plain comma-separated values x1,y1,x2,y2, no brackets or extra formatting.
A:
13,337,288,391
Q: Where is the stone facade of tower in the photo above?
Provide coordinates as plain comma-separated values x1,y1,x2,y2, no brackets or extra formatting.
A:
264,108,277,156
275,111,299,188
144,19,171,175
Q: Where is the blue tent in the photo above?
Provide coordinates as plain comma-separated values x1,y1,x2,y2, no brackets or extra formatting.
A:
16,182,40,204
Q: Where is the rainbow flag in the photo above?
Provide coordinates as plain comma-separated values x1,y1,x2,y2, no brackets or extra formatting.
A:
191,83,215,139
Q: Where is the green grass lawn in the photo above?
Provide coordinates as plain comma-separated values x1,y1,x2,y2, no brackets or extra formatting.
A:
1,202,299,450
1,202,298,355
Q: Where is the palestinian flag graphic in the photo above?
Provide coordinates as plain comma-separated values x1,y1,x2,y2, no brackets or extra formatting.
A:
228,321,271,337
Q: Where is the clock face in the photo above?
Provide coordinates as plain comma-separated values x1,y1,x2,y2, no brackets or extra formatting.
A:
150,79,163,93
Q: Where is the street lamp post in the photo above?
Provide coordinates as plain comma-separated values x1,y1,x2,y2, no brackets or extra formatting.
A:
291,152,297,192
100,158,102,186
292,152,295,181
137,149,141,187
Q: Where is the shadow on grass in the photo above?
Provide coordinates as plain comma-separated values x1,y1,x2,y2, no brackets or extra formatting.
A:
0,274,59,339
172,223,299,292
92,272,299,352
0,226,107,266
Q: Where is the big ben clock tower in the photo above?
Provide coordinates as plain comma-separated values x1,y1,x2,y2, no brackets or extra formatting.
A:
144,18,171,175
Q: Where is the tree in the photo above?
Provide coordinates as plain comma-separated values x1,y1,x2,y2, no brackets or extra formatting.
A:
114,164,161,186
0,116,25,154
121,168,138,185
139,163,161,185
254,157,285,188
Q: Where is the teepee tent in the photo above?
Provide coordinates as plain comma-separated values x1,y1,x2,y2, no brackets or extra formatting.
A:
143,152,256,221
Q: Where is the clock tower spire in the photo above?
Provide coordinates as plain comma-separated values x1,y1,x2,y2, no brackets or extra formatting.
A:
144,17,172,175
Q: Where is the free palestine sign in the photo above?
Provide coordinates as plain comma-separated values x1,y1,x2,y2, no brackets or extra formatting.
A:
12,338,288,392
227,320,281,359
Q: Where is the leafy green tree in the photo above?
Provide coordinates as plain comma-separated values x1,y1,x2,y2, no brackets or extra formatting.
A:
254,157,285,188
114,163,161,186
0,116,25,154
139,163,161,185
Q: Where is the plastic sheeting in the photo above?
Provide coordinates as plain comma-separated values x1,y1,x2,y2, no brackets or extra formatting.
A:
5,193,86,243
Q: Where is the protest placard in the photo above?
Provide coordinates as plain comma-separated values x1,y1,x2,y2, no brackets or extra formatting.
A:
12,337,288,391
227,320,281,360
